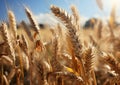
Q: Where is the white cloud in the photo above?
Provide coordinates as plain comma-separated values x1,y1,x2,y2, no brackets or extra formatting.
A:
34,13,89,27
80,16,89,26
34,13,59,26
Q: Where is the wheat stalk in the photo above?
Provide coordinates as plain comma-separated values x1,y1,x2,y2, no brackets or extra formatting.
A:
0,55,13,66
21,21,34,41
3,75,9,85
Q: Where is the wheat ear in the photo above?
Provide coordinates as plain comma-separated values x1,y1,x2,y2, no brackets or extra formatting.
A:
51,5,82,64
8,10,17,41
105,54,120,74
83,47,96,85
70,5,80,29
97,20,102,39
1,23,15,63
84,48,93,75
50,5,86,83
25,7,39,34
51,36,63,71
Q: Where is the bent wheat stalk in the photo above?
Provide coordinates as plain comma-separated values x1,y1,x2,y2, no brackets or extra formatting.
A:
51,5,86,83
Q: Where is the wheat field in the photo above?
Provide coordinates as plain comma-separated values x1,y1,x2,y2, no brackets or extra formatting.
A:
0,3,120,85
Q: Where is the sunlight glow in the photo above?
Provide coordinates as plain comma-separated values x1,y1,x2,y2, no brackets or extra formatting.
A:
104,0,120,9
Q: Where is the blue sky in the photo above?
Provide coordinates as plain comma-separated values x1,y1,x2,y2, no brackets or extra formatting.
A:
0,0,120,23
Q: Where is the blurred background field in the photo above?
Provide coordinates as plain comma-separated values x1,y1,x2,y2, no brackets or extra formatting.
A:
1,0,120,85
